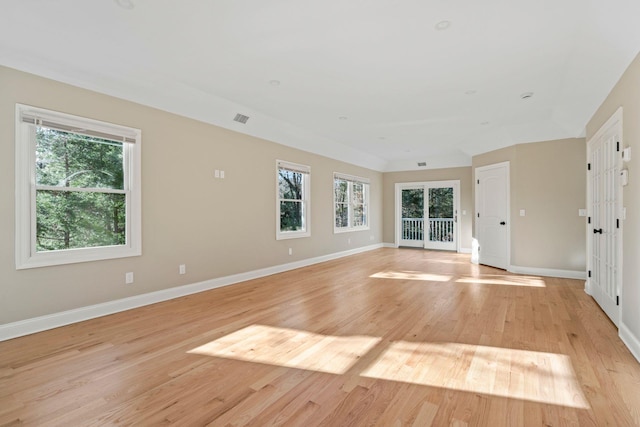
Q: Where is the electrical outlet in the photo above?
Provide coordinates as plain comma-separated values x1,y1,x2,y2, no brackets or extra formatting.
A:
125,272,134,284
179,264,186,275
214,169,220,178
348,238,351,244
220,170,225,179
288,248,292,255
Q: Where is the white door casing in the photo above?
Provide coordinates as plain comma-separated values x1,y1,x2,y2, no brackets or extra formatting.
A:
587,107,622,327
475,162,510,270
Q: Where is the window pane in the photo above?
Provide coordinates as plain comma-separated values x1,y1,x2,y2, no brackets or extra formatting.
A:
280,201,305,232
428,187,454,218
36,190,126,252
335,203,349,227
36,128,124,190
402,189,423,218
352,183,364,204
334,179,348,202
353,204,365,227
279,169,303,200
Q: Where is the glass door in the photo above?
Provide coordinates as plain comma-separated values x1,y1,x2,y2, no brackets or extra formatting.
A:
425,186,456,251
399,187,424,247
396,180,459,251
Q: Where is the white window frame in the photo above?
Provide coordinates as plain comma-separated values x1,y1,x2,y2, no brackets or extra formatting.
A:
333,172,370,233
276,160,311,240
15,104,142,269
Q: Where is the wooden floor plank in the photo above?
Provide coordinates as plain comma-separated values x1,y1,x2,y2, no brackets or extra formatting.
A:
1,248,639,426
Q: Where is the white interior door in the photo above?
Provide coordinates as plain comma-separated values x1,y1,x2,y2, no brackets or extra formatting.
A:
475,162,509,269
587,108,622,326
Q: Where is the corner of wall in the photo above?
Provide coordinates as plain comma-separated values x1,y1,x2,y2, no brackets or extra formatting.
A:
620,321,640,363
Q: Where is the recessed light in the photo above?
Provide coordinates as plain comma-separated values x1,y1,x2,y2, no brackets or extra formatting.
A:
520,92,534,99
378,136,386,140
338,116,348,120
480,121,490,125
435,20,451,31
465,90,477,95
269,80,281,86
114,0,134,9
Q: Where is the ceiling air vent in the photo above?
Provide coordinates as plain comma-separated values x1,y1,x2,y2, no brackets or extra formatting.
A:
233,113,250,124
417,162,427,167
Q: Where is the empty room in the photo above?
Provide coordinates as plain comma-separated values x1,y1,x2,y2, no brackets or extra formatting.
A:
1,1,640,425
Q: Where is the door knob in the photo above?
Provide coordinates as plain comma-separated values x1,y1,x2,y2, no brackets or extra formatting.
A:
499,221,506,225
593,228,603,234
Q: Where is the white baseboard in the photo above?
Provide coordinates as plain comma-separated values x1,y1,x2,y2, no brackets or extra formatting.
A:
383,243,397,248
620,321,640,364
0,244,383,342
459,247,472,254
508,265,587,280
584,280,593,295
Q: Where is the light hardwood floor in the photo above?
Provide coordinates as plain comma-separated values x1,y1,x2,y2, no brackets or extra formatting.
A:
1,249,639,426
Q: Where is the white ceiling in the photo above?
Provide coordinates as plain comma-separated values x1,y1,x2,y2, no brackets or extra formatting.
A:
2,0,640,171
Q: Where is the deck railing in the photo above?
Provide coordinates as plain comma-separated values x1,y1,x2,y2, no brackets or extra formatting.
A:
402,218,454,242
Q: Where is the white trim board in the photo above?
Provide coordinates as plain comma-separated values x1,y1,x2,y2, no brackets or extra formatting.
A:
508,265,586,280
0,244,383,342
620,321,640,364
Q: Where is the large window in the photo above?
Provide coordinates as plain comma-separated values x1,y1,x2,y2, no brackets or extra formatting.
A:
334,173,370,232
15,104,141,269
276,160,310,240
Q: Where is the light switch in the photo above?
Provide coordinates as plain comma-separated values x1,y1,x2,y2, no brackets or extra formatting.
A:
578,209,587,217
519,209,525,217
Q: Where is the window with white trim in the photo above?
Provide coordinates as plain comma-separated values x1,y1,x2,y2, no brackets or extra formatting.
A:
334,173,370,232
15,104,142,269
276,160,310,240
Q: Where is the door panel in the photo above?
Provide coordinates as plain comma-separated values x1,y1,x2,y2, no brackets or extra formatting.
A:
588,110,621,326
425,186,457,251
475,163,509,269
399,188,424,247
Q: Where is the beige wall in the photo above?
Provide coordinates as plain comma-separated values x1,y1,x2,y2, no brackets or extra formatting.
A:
587,52,640,348
382,167,473,250
0,66,383,324
472,139,586,272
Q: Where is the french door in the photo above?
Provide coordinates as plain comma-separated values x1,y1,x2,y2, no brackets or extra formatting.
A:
587,108,622,326
397,181,459,251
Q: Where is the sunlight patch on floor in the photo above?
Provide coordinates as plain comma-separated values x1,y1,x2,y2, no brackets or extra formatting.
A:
456,275,547,288
188,324,381,375
370,270,452,282
360,341,588,409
